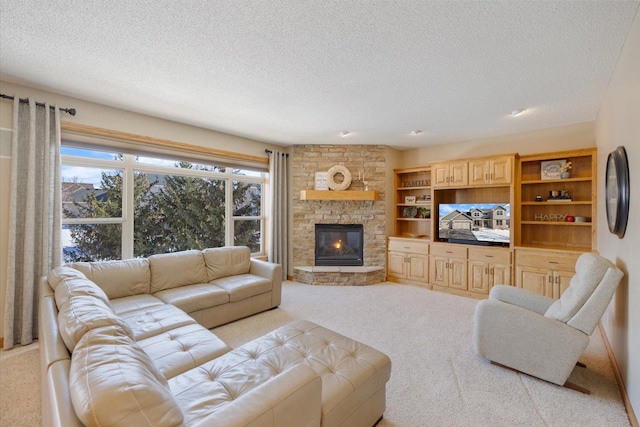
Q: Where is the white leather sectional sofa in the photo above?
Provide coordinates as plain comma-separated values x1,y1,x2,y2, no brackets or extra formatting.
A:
40,246,392,427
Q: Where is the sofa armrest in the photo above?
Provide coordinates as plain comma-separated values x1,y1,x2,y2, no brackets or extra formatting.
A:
473,298,589,385
489,285,555,315
191,364,322,427
251,258,282,307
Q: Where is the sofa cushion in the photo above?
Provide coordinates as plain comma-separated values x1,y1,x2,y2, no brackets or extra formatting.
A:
545,253,613,323
69,325,184,427
69,258,151,299
57,294,134,352
149,250,207,292
47,266,88,290
203,246,251,281
153,284,229,313
137,323,231,379
52,275,112,311
118,303,198,340
210,274,272,302
110,294,166,315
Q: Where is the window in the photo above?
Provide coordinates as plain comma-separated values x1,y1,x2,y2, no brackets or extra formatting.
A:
61,147,265,262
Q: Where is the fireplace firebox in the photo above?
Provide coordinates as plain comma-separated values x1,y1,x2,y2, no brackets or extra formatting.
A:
315,224,364,266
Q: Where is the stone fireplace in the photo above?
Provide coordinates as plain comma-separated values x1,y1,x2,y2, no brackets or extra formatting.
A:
292,145,387,286
315,224,364,266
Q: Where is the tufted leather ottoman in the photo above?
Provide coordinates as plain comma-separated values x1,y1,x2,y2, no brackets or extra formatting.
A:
169,320,392,427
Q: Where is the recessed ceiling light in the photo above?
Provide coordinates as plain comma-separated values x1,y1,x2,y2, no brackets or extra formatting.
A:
511,109,526,116
340,131,350,137
410,130,423,135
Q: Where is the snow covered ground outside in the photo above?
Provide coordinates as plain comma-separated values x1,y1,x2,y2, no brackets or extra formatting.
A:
471,228,510,243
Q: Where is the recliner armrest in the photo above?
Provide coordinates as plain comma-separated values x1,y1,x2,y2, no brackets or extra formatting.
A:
489,285,555,314
191,364,322,427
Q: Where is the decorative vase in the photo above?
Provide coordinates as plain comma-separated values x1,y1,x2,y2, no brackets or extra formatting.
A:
561,171,570,179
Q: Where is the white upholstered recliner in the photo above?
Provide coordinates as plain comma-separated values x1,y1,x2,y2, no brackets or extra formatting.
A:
472,252,623,393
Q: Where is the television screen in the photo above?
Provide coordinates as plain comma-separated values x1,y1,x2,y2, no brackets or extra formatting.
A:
438,203,510,246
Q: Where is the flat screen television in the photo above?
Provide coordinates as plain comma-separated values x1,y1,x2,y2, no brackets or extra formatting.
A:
438,203,510,246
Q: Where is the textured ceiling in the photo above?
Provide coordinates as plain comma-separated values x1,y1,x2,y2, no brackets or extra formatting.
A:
1,1,638,149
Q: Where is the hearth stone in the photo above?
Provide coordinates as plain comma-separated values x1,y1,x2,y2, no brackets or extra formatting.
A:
294,266,385,286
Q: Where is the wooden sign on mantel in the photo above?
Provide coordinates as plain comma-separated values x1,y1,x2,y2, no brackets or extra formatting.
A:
300,190,379,201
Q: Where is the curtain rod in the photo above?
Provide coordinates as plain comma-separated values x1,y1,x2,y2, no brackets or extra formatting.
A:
265,149,288,157
0,93,76,116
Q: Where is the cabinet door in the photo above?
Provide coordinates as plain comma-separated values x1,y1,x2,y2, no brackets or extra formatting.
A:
449,162,468,186
407,254,428,282
430,255,448,286
491,263,512,287
388,252,406,279
469,160,489,186
553,270,574,299
517,266,552,296
490,157,512,185
432,164,449,188
468,260,489,294
449,257,468,290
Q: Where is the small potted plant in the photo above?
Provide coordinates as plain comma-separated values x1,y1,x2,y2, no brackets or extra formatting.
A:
560,161,572,179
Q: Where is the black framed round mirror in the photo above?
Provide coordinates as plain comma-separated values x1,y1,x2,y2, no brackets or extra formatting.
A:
605,146,630,238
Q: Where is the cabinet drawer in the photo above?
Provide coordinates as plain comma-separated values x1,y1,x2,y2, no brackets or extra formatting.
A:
516,250,579,271
388,240,429,254
468,248,511,264
430,244,467,259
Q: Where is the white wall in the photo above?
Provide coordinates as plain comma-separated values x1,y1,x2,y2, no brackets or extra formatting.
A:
401,121,595,167
0,80,283,342
595,9,640,421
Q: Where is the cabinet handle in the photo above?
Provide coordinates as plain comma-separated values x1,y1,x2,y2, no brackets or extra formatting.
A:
485,255,493,258
490,173,494,180
485,267,489,274
549,261,559,264
485,173,488,181
548,276,553,283
555,276,559,284
403,246,410,249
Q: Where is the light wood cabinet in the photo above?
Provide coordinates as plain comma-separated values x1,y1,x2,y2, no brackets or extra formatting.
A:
469,157,512,186
387,238,429,285
467,247,511,295
430,244,467,290
394,167,432,239
515,148,596,252
432,161,468,188
514,248,579,298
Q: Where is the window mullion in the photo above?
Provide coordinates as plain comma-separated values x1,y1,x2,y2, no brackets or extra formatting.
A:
122,154,135,259
225,177,233,246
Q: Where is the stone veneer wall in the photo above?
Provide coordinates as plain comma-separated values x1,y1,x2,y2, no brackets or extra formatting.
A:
292,145,387,285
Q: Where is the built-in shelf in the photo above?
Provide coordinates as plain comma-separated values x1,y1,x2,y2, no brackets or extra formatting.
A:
299,190,379,201
520,221,592,226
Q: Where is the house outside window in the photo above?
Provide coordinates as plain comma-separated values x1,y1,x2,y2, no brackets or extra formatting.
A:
61,146,265,262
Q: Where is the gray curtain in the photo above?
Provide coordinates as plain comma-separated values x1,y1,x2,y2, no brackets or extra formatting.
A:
4,98,62,349
268,150,288,280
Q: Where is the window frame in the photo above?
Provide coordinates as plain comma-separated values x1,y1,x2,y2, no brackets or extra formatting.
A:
61,143,267,260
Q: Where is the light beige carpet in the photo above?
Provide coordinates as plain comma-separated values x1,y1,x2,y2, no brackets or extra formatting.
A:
0,281,630,426
214,281,630,427
0,342,40,427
